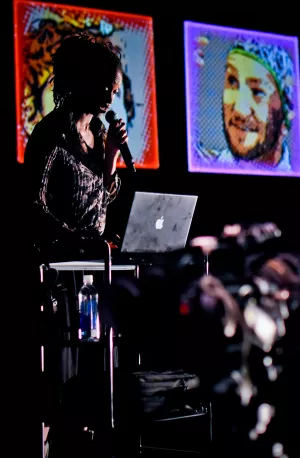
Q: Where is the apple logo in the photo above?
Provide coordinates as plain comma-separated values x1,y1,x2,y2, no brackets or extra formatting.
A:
155,216,164,230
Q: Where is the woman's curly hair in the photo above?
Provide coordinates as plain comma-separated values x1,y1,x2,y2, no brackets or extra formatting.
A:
52,33,122,108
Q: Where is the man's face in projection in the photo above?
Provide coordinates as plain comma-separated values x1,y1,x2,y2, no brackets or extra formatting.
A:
223,53,284,160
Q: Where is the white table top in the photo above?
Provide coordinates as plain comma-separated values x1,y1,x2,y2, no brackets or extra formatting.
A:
49,260,137,271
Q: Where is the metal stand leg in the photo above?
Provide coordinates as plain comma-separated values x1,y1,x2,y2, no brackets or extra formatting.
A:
40,265,46,458
205,254,210,275
102,244,141,456
103,241,114,432
209,401,213,444
134,264,140,279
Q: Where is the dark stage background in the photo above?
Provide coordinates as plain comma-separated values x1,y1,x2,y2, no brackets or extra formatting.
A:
9,1,300,249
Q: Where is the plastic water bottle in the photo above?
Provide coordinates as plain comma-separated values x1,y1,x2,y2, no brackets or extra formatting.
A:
78,274,100,341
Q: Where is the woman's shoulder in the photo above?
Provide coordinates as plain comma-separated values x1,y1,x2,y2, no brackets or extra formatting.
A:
25,109,69,161
28,109,67,146
31,108,67,138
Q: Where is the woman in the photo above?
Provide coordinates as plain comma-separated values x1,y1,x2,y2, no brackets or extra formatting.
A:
23,35,129,454
25,33,127,258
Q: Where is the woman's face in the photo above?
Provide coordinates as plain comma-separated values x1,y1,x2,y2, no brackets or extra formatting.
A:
75,68,123,116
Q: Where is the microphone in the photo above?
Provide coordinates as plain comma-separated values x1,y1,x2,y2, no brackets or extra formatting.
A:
105,110,136,173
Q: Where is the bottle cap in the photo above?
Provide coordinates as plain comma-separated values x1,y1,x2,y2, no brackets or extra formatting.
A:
83,274,93,284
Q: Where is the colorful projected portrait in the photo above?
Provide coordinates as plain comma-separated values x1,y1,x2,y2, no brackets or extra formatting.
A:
184,22,300,176
14,0,159,168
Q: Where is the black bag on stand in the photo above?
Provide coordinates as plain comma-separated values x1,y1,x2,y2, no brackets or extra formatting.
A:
131,369,201,420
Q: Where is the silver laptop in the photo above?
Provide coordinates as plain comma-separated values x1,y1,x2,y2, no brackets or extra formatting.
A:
120,192,198,254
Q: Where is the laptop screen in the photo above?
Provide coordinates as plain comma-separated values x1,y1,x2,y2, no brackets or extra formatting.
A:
121,192,198,254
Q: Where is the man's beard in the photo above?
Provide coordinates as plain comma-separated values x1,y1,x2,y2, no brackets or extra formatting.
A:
223,105,284,161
